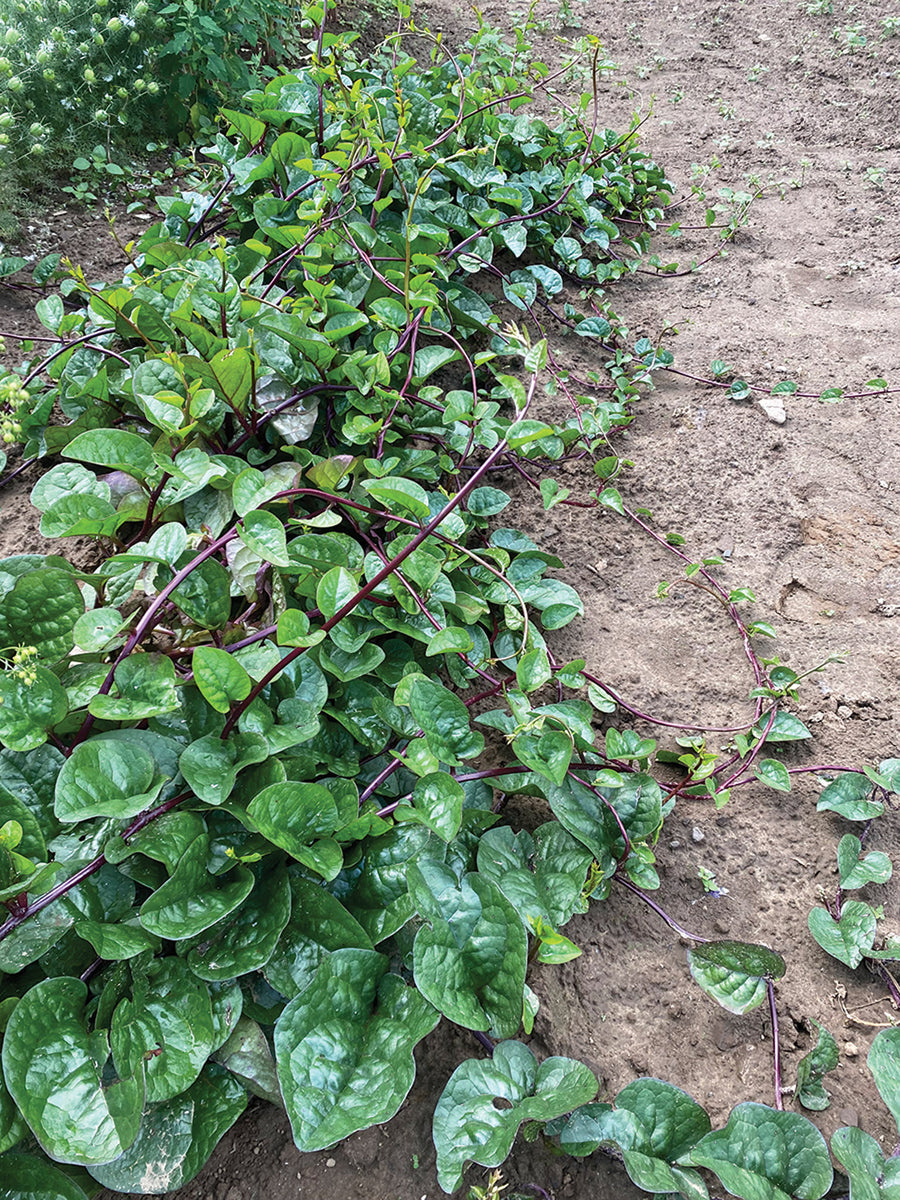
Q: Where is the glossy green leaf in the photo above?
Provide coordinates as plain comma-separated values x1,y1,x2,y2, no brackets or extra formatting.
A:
808,902,876,968
0,1152,91,1200
361,476,430,520
831,1125,900,1200
817,773,883,821
185,861,291,981
39,494,124,539
191,647,254,714
402,674,484,765
614,1078,712,1200
2,977,142,1166
274,948,439,1151
687,941,785,1015
433,1039,598,1193
426,626,475,657
139,834,255,940
88,654,179,721
263,873,373,998
54,738,166,824
0,568,84,663
63,429,157,482
690,1103,833,1200
0,667,68,752
246,781,340,859
411,861,527,1038
240,508,292,568
110,959,215,1105
796,1021,838,1111
158,555,232,630
393,771,464,842
476,822,592,930
756,759,791,793
87,1064,247,1193
74,917,161,961
836,835,893,890
179,732,268,805
869,1028,900,1129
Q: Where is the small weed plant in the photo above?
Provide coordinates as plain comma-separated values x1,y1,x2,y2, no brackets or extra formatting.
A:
0,3,898,1199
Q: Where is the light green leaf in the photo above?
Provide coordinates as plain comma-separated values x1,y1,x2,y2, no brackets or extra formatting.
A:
433,1040,598,1193
836,835,893,890
139,835,254,940
0,568,84,663
54,738,167,824
185,862,291,981
426,626,475,657
403,674,484,765
869,1027,900,1129
179,731,268,805
831,1125,900,1200
687,941,786,1015
213,1017,281,1106
393,771,465,842
63,429,157,482
192,647,253,714
818,773,883,821
0,667,68,752
240,508,292,568
87,653,179,721
756,759,791,793
246,781,340,859
476,823,592,931
808,902,876,968
274,949,439,1151
361,476,431,520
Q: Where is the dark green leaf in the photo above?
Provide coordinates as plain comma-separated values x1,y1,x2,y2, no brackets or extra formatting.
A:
808,902,876,968
393,771,464,842
186,861,291,981
88,654,179,721
796,1022,839,1111
179,732,268,805
274,949,439,1150
817,773,883,821
0,1152,91,1200
54,738,167,824
868,1028,900,1129
192,647,254,714
831,1125,900,1200
687,941,786,1015
0,667,68,752
139,835,255,940
836,835,893,890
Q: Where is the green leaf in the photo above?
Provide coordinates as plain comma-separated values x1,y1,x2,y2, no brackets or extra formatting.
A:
39,494,124,539
63,429,157,482
467,487,511,517
818,773,884,820
87,1064,247,1193
192,647,254,714
831,1125,900,1200
757,712,811,742
476,823,593,931
54,738,167,824
213,1016,281,1105
687,941,786,1015
393,771,464,842
139,834,255,940
690,1103,833,1200
2,977,142,1166
403,675,485,765
615,1078,712,1199
0,666,68,752
186,861,291,981
274,949,439,1151
756,758,791,792
240,508,292,568
796,1021,839,1111
837,835,893,890
868,1027,900,1129
412,345,461,383
263,873,373,998
808,902,876,968
0,1153,91,1200
88,654,179,721
246,781,340,861
110,959,216,1105
410,861,527,1038
426,626,475,657
74,917,161,961
511,726,573,785
179,732,268,805
158,554,233,630
0,568,84,662
361,476,431,520
516,647,552,693
433,1040,598,1193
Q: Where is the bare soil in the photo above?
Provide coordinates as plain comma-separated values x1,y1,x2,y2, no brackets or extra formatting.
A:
2,1,899,1197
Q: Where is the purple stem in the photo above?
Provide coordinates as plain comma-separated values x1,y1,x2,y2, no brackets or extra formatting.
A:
767,979,784,1110
615,876,709,943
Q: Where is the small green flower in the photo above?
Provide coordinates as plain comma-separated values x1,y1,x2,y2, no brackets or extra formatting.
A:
94,108,108,122
6,75,22,92
83,67,96,83
3,27,21,45
107,16,122,32
133,77,145,91
146,80,159,95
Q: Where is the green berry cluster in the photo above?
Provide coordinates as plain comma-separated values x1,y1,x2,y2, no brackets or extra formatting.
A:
0,376,28,444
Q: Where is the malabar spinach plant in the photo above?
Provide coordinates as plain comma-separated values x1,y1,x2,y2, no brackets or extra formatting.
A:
0,3,898,1199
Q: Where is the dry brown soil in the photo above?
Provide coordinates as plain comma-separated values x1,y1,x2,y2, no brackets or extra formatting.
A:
2,1,899,1197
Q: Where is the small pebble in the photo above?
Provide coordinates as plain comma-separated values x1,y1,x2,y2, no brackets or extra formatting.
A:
326,1159,336,1168
691,826,705,844
843,1041,859,1058
839,1107,859,1127
837,704,853,718
669,838,683,849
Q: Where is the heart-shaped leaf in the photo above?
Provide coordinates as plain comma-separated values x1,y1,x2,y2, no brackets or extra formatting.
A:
433,1040,598,1193
817,772,883,821
691,1103,833,1200
54,738,167,824
2,977,143,1166
836,835,893,890
687,941,785,1015
808,902,876,968
274,948,439,1151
